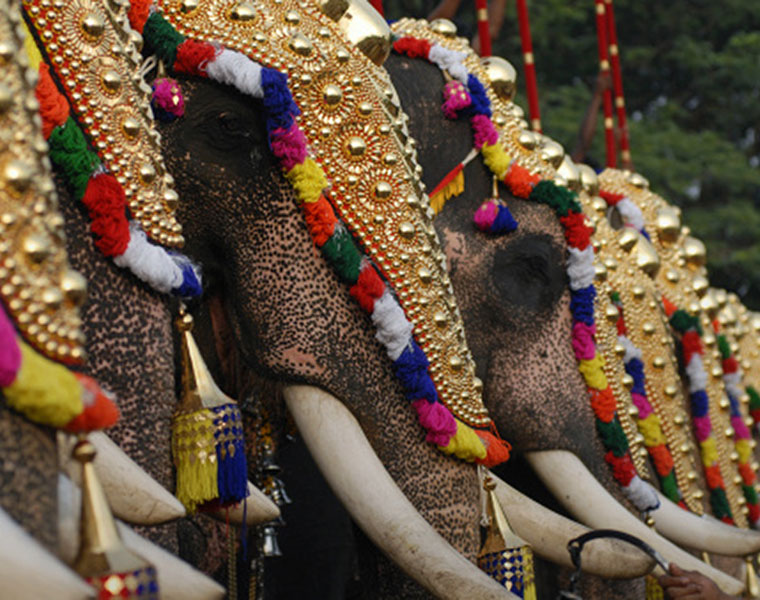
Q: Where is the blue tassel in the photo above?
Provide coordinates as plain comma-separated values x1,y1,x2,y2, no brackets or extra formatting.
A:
261,68,300,135
570,285,596,326
624,358,647,396
212,404,249,504
392,340,439,402
690,390,709,418
172,262,202,298
490,205,518,234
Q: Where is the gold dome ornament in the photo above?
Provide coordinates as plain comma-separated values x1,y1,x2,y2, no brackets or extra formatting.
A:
480,56,517,102
477,474,536,599
72,438,159,599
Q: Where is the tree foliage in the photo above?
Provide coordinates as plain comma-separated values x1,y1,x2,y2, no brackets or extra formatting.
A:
385,0,760,307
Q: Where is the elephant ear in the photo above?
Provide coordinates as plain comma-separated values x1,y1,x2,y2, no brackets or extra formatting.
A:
120,0,509,466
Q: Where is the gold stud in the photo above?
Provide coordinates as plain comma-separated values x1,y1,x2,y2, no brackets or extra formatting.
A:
346,136,366,158
374,181,391,200
398,222,415,240
4,160,33,193
622,374,634,389
417,266,432,284
323,84,342,107
480,56,516,102
121,116,140,138
664,385,677,398
433,311,448,328
617,228,638,252
642,322,655,335
632,285,645,299
41,287,63,310
517,130,538,150
288,33,313,57
653,356,665,369
230,2,257,21
449,355,464,371
603,257,618,271
430,18,458,37
181,0,199,12
674,414,686,426
138,162,156,185
101,69,121,93
23,233,52,263
594,263,607,282
605,303,620,322
627,172,649,189
81,12,105,39
383,152,398,166
357,101,373,116
284,10,300,23
163,189,179,211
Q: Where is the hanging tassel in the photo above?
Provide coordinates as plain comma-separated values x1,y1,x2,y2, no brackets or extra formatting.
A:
645,575,665,600
478,475,536,599
428,148,479,215
151,77,185,122
72,437,160,598
172,309,248,513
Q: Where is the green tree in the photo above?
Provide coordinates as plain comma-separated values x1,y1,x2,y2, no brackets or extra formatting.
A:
385,0,760,308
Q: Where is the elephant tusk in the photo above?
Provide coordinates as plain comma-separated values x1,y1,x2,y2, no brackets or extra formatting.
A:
651,489,760,556
283,385,517,600
58,474,225,600
0,505,94,599
58,431,186,525
204,481,281,525
488,472,655,578
526,450,744,596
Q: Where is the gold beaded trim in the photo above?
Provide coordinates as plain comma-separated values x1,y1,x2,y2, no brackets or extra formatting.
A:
22,0,183,247
0,3,87,363
599,167,749,525
160,0,490,426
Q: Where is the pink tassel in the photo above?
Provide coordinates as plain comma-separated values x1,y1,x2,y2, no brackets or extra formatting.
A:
693,415,712,442
151,78,185,122
270,123,308,171
412,399,457,445
731,415,751,440
473,199,498,231
571,322,596,361
470,114,498,149
0,307,21,387
630,393,653,419
441,81,471,119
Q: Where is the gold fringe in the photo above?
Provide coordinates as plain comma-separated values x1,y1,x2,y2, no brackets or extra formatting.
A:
646,574,665,600
429,170,465,215
171,408,219,512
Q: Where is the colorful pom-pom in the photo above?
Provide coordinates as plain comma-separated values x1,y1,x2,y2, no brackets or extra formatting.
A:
151,78,185,122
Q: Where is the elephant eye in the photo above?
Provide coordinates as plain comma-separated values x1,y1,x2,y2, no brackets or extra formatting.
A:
217,111,250,137
491,234,567,313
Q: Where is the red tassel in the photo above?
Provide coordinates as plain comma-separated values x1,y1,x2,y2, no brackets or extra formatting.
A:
599,190,624,206
474,428,511,467
590,386,616,423
302,195,338,247
81,174,130,257
127,0,152,33
661,295,678,317
349,264,385,313
392,37,432,59
560,212,593,251
704,464,725,490
65,373,120,432
175,39,217,76
35,64,69,139
681,331,703,365
604,450,635,486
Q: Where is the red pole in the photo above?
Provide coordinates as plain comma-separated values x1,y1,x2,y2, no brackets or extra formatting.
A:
474,0,492,56
594,0,616,168
604,0,631,167
515,0,541,132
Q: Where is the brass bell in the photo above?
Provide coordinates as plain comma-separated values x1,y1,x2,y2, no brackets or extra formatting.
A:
261,525,283,557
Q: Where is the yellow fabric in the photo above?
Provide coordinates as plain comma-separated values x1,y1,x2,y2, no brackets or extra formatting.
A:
638,413,666,447
3,341,82,427
736,438,752,465
578,354,608,390
440,420,487,461
429,170,464,215
22,19,42,71
285,158,328,204
172,409,218,512
481,142,511,179
700,437,719,467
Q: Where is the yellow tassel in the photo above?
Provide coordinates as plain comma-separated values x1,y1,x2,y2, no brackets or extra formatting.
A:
171,409,218,513
285,158,328,204
440,420,487,461
700,437,719,467
429,170,465,215
578,354,608,390
646,574,665,599
638,413,666,446
21,19,42,71
4,341,83,427
478,475,537,599
481,142,511,179
736,439,752,464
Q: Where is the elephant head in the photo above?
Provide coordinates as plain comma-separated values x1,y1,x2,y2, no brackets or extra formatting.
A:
386,17,751,596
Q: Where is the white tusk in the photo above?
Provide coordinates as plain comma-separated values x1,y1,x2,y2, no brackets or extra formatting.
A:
0,505,94,599
58,474,225,600
283,385,516,600
204,481,280,525
526,450,744,596
651,489,760,556
488,472,655,578
58,431,185,525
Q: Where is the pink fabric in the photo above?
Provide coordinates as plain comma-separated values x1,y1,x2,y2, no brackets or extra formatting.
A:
693,415,712,442
270,123,308,171
571,322,596,361
412,398,457,445
0,306,21,387
473,199,498,231
152,78,185,118
470,114,498,150
441,81,471,119
630,392,653,419
731,415,751,440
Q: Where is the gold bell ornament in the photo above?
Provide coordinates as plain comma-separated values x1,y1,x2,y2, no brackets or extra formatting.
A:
171,307,248,512
72,438,159,598
478,474,536,599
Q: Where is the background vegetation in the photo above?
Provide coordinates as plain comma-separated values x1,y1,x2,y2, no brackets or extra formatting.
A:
385,0,760,308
